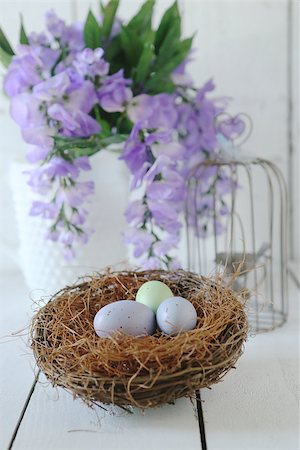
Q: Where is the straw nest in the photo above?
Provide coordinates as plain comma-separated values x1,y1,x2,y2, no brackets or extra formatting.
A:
30,269,248,409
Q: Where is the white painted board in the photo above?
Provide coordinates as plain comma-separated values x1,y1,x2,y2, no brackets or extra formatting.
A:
202,277,300,450
0,270,38,449
12,375,201,450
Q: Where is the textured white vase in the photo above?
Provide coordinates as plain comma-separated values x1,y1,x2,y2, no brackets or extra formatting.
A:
10,150,129,295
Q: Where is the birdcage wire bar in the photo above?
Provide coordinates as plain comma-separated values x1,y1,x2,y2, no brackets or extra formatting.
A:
184,158,288,333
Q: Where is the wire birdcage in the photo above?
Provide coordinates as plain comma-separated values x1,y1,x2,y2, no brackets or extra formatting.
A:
183,158,288,333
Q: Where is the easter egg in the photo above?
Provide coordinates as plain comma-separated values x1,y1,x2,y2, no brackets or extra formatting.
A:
93,300,156,338
156,296,197,335
135,280,173,313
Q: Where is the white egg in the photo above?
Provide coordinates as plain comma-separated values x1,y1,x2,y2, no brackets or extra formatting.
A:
156,296,197,335
93,300,156,338
135,280,173,313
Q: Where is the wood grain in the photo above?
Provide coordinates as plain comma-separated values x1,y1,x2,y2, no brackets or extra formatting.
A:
12,378,201,450
201,277,299,450
0,270,37,449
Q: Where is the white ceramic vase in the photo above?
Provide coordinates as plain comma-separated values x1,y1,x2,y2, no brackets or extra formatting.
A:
9,149,129,295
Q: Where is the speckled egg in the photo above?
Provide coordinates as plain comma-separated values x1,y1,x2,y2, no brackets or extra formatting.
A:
93,300,156,338
156,296,197,335
135,280,173,313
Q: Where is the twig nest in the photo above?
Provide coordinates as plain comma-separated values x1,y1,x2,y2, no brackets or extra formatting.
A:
30,269,248,409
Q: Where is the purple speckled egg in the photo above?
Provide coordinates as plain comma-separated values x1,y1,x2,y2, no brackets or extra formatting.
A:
156,296,197,335
93,300,156,338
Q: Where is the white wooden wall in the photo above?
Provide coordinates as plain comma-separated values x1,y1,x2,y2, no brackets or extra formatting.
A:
0,3,299,450
0,0,298,272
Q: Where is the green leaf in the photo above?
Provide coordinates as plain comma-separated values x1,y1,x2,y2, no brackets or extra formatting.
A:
99,1,105,15
0,46,12,67
135,42,154,84
142,29,155,46
158,36,194,75
102,0,120,38
120,27,143,67
144,36,192,94
19,15,29,45
100,134,128,147
154,1,180,52
99,118,111,138
104,34,122,61
116,115,133,134
84,10,102,49
155,17,181,66
0,26,14,55
127,0,155,33
177,36,194,54
54,134,128,159
144,74,175,94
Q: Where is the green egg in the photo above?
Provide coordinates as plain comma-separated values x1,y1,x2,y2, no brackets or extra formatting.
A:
135,280,173,313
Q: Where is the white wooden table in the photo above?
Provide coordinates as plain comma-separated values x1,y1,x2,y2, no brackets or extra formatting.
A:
0,269,299,450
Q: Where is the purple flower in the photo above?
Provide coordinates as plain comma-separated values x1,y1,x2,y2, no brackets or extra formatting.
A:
45,11,83,51
50,157,81,178
59,230,75,246
147,173,186,203
56,181,94,207
127,93,178,129
152,241,173,258
144,129,173,146
28,32,50,46
66,80,98,113
48,104,100,137
72,210,87,226
125,200,146,227
98,70,132,112
4,48,44,96
26,33,59,71
123,228,154,258
73,48,109,78
30,201,58,219
33,72,70,101
196,79,215,101
22,127,54,149
147,199,181,230
168,258,182,270
141,257,162,270
2,6,248,266
143,154,171,185
64,246,76,261
46,10,65,38
26,145,50,163
151,141,185,159
10,93,45,128
45,229,60,242
178,80,221,154
171,55,194,87
62,23,84,51
73,157,91,171
121,124,147,174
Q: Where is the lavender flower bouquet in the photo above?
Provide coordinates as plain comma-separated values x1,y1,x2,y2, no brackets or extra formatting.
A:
1,1,245,269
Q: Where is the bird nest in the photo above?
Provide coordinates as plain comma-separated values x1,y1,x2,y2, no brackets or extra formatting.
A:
30,269,248,409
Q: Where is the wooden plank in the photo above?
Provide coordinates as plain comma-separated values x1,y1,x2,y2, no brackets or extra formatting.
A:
288,0,299,263
0,270,37,449
12,378,201,450
201,277,300,450
182,0,289,176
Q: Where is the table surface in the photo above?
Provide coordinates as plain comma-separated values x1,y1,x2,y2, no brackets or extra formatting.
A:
0,268,299,450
